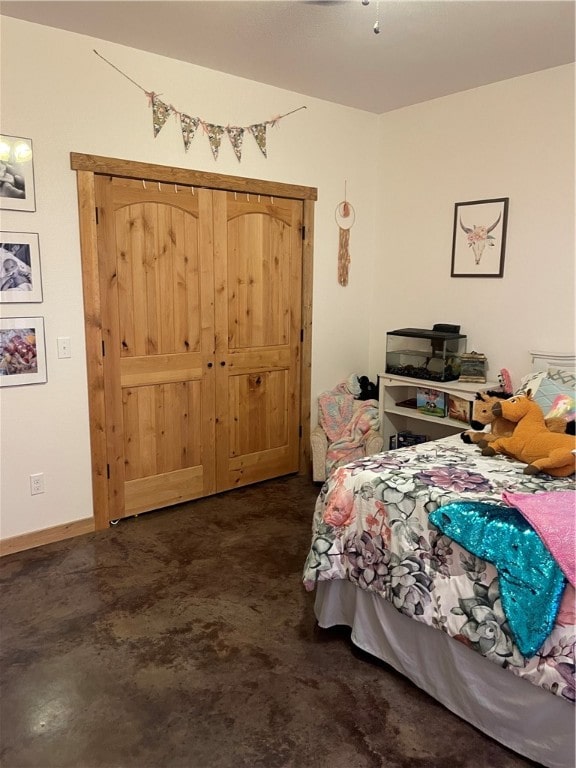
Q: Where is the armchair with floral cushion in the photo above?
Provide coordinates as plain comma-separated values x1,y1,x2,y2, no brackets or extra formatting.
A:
311,375,383,482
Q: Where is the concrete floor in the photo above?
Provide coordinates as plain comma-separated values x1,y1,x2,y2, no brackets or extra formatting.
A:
1,475,541,768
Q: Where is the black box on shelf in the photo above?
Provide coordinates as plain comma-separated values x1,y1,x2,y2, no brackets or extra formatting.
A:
390,430,428,450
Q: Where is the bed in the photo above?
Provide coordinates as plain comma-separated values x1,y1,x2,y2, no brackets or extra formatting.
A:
303,352,576,768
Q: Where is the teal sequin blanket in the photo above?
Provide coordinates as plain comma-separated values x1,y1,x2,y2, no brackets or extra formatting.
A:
429,501,567,657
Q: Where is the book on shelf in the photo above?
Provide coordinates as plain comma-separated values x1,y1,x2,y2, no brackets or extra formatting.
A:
395,397,417,409
447,394,472,424
416,387,447,418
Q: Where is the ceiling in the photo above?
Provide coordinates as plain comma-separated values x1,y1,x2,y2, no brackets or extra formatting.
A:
1,0,575,113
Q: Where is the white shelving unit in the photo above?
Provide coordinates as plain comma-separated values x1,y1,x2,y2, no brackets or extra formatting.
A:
378,372,499,448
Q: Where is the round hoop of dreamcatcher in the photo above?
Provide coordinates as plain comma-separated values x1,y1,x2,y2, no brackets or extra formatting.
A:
334,200,356,230
335,199,355,286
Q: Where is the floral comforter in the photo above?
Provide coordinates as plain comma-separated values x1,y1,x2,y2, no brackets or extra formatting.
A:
303,435,576,702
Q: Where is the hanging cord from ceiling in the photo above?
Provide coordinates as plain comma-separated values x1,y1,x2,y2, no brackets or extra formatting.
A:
361,0,381,34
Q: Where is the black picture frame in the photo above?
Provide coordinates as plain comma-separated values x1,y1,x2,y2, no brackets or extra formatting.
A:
451,197,509,278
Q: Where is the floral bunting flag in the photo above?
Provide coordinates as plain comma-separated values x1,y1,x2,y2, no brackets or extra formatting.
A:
180,113,199,152
94,51,307,160
226,126,245,162
249,123,267,158
205,123,225,160
150,94,173,137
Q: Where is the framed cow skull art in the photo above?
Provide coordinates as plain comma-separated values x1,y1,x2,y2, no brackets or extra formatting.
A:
451,197,509,278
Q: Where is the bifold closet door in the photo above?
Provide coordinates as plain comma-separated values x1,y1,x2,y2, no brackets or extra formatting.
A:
95,177,216,521
213,191,303,490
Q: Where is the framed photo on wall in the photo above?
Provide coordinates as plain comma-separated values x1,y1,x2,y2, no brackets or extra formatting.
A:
0,135,36,212
0,316,47,386
451,197,509,278
0,232,43,302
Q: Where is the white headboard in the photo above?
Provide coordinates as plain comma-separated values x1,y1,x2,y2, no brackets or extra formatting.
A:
530,350,576,372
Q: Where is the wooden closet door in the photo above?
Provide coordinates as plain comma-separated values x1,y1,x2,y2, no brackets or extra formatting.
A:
95,177,216,521
213,192,303,491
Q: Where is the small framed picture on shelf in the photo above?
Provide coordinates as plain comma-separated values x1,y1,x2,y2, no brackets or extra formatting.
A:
0,316,47,386
448,394,472,424
416,387,446,418
459,352,488,383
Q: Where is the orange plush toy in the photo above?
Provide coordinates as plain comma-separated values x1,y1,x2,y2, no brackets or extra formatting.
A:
461,390,570,444
479,391,576,477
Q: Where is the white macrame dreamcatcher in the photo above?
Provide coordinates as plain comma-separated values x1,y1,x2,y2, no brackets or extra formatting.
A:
335,187,355,286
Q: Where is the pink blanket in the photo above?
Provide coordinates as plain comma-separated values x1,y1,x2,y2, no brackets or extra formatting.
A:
502,490,576,586
318,381,379,477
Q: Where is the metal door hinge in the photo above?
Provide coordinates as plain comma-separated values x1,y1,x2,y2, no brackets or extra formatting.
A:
102,340,106,357
299,425,303,438
95,207,99,225
301,225,306,240
106,464,110,479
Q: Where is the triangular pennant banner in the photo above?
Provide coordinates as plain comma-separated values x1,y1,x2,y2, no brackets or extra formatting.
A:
180,113,199,152
226,126,245,162
249,123,267,158
205,123,225,160
151,94,173,138
96,51,307,161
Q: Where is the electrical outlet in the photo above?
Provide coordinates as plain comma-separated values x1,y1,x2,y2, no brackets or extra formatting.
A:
30,473,45,495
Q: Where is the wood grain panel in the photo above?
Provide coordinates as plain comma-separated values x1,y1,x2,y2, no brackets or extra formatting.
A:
96,175,127,520
143,202,160,355
227,213,291,349
124,205,148,357
139,385,157,477
183,212,201,353
76,170,109,530
268,370,287,449
227,348,290,372
124,466,205,516
157,204,175,353
122,386,140,482
0,518,95,556
72,153,318,201
115,205,136,360
120,353,202,387
158,383,180,473
122,381,202,479
186,379,203,470
301,198,315,474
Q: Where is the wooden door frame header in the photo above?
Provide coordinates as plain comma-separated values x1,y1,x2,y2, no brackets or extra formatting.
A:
70,153,318,201
71,152,315,529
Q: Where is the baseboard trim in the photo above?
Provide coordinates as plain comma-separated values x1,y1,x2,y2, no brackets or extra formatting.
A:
0,517,95,557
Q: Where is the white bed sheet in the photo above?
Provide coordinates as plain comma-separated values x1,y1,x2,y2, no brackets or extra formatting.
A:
315,580,575,768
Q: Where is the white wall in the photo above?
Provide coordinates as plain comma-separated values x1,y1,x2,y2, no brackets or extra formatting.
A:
370,64,575,387
0,18,378,539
